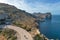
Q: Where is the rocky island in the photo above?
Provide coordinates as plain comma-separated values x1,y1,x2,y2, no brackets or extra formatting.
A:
0,3,52,40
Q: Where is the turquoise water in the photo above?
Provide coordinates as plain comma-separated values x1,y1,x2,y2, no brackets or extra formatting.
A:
39,15,60,39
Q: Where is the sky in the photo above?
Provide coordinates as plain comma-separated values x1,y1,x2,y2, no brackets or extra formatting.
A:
0,0,60,15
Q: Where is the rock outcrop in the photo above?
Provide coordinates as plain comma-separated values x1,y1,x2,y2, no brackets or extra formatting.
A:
45,12,52,19
33,12,52,22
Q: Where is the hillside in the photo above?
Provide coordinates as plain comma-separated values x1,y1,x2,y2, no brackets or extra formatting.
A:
0,3,40,38
0,3,50,40
0,3,38,29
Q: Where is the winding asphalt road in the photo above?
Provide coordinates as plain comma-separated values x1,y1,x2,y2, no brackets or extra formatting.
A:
0,25,33,40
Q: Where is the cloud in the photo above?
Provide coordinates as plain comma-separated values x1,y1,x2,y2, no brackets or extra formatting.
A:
0,0,60,15
24,0,60,15
0,0,33,13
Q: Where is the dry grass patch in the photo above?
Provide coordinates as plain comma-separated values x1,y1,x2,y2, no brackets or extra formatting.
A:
0,28,17,40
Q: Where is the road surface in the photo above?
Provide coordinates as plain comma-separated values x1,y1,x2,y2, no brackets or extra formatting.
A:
0,25,33,40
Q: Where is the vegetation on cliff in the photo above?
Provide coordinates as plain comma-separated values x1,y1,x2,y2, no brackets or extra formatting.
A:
0,3,38,31
0,28,17,40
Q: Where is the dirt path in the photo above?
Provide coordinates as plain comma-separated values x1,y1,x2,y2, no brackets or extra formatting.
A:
0,25,33,40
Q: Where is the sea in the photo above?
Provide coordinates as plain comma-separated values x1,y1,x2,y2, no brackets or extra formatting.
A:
39,15,60,39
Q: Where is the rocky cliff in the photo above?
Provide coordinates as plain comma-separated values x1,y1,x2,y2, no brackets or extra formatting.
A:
0,3,37,27
33,12,52,22
0,3,39,37
0,3,50,40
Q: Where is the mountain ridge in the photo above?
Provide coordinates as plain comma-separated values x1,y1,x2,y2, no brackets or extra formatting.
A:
0,3,51,40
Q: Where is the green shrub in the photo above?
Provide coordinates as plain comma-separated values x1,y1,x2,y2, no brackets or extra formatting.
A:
34,34,44,40
0,28,17,40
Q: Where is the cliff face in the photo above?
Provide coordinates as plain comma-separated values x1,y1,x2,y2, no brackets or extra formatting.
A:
45,12,52,19
33,12,52,21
